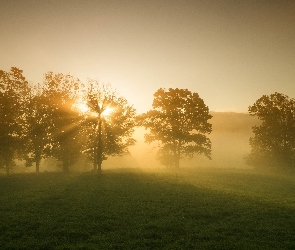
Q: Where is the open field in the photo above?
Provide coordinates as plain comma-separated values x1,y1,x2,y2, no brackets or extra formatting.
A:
1,168,295,249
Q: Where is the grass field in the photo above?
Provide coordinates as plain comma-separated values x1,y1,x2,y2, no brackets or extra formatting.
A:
0,168,295,249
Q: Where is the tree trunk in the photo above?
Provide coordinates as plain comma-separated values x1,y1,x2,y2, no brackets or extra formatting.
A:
97,158,102,172
5,158,10,175
93,146,97,173
97,118,103,173
35,152,41,173
36,161,40,173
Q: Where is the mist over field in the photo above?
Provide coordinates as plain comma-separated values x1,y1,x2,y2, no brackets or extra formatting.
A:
198,112,260,169
88,112,260,170
1,1,295,247
5,112,260,174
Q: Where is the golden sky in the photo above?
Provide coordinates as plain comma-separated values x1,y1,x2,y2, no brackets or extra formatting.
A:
1,0,295,113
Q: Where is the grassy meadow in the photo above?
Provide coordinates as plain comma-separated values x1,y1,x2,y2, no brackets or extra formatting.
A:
0,168,295,249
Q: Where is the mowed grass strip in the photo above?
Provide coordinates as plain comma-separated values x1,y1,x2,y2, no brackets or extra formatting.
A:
0,168,295,249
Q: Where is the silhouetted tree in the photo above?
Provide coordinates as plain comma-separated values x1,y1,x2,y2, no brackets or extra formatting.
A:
138,88,212,168
22,85,53,173
83,80,136,173
246,92,295,169
0,67,30,174
43,72,83,173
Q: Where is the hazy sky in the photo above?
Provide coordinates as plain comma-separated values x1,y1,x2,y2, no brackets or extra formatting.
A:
1,0,295,113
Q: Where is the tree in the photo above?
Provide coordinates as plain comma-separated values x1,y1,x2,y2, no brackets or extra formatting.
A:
0,67,30,174
22,84,53,173
246,92,295,169
42,72,84,173
138,88,212,168
83,80,136,173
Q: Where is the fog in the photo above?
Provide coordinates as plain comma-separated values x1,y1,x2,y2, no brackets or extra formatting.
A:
195,112,260,169
89,112,260,170
3,112,260,174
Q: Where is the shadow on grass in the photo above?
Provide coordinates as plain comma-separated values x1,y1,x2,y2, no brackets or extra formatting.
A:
0,170,294,249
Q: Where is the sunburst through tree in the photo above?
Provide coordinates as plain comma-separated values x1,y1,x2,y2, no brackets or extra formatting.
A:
79,80,136,173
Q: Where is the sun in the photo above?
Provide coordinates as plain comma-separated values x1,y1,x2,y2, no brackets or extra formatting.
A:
75,101,89,113
102,107,114,117
74,100,114,118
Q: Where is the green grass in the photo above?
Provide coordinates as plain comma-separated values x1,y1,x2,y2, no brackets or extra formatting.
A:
0,168,295,249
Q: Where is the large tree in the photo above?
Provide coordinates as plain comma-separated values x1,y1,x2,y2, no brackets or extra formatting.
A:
22,85,53,173
83,80,136,172
246,92,295,169
138,88,212,168
42,72,84,173
0,67,30,174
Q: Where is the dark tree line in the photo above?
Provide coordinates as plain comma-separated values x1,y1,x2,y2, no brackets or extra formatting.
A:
0,68,214,173
1,67,295,173
0,68,30,174
0,68,136,174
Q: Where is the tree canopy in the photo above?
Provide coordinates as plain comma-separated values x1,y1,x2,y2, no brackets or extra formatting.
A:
22,85,53,172
83,81,136,173
42,72,84,173
138,88,212,168
0,67,137,174
0,67,30,174
246,92,295,169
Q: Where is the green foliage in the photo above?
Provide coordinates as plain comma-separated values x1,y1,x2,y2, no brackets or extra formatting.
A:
247,92,295,169
84,80,136,172
0,67,30,174
138,88,212,168
0,169,295,249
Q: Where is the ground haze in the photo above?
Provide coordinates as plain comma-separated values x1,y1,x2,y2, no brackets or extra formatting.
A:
1,112,259,173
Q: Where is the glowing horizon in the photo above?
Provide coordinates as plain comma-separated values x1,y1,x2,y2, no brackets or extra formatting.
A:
1,1,294,114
